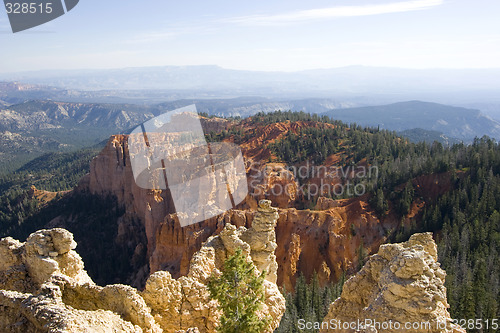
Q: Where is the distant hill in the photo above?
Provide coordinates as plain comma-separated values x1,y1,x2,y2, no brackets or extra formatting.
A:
2,100,160,131
156,97,355,118
322,101,500,141
0,100,163,171
398,128,462,145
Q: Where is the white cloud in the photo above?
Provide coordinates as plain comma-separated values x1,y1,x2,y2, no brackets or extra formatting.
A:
224,0,444,26
120,0,445,45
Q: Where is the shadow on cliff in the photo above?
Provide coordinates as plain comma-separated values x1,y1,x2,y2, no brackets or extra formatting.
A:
3,190,148,288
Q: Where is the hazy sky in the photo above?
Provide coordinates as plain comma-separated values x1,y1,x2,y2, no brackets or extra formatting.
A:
1,0,500,72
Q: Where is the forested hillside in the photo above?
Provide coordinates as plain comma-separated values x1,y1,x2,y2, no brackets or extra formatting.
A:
0,148,100,237
0,146,145,286
322,101,500,141
222,111,500,331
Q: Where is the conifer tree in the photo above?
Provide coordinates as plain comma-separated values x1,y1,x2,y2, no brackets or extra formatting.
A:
207,248,269,333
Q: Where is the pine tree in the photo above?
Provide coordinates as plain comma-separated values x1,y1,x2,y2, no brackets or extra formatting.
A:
207,248,270,333
294,273,309,318
373,188,388,215
399,181,414,216
311,272,322,322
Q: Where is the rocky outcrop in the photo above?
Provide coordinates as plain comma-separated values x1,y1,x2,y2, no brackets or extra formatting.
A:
143,200,285,332
0,200,285,333
247,163,298,209
0,228,161,333
0,289,146,333
276,195,400,291
0,229,92,293
320,233,465,333
147,190,398,292
81,134,169,286
240,199,279,283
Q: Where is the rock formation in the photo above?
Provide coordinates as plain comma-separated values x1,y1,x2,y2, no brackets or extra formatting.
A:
0,228,161,333
82,135,399,291
0,200,285,333
143,200,285,332
240,199,279,283
247,162,298,208
320,233,465,333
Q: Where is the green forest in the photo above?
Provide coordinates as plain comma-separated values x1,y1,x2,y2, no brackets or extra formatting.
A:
0,148,99,237
0,147,147,286
275,273,345,333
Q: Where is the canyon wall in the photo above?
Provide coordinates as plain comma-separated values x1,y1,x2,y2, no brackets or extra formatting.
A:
80,134,399,289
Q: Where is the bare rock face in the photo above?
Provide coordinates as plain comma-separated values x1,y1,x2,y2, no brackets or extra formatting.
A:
0,228,160,333
275,196,400,291
241,199,279,284
248,163,298,209
320,233,465,333
0,201,285,333
143,199,285,333
149,194,398,293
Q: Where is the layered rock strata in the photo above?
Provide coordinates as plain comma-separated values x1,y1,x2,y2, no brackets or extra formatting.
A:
81,135,400,291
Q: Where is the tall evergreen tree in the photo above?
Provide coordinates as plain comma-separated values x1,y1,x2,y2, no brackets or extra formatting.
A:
208,248,270,333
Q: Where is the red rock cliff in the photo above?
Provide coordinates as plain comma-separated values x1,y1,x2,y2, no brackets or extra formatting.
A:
82,134,400,290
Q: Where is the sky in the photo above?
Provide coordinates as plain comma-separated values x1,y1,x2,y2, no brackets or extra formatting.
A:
1,0,500,73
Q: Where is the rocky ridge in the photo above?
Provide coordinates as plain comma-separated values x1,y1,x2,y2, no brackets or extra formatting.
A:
320,233,465,333
0,200,285,333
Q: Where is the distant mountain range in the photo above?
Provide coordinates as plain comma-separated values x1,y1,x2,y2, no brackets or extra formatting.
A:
1,100,158,132
2,65,500,105
322,101,500,141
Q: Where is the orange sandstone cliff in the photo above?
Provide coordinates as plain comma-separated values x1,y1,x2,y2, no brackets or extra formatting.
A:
78,133,401,290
